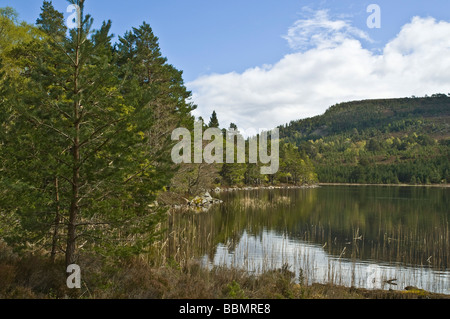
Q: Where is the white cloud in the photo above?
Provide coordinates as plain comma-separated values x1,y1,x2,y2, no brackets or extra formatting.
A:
187,12,450,133
283,10,373,51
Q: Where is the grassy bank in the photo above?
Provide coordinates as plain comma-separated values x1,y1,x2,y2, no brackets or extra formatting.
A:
0,242,448,300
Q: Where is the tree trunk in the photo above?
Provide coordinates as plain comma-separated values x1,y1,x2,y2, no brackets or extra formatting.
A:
66,119,80,267
66,24,81,268
51,177,60,262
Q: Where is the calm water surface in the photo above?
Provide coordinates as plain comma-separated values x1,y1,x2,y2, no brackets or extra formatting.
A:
167,185,450,294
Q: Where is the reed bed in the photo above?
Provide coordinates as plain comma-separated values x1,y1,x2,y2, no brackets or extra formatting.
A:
156,205,450,295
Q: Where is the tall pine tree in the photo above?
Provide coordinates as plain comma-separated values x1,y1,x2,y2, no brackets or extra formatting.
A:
1,0,193,267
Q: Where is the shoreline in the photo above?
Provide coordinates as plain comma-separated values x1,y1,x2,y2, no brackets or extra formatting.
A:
318,182,450,188
215,182,450,192
216,184,319,193
169,181,448,211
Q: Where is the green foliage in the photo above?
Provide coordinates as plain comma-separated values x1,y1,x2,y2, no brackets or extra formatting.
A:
208,110,219,128
217,124,317,187
226,280,247,299
279,96,450,184
0,7,36,81
220,124,246,186
277,143,317,185
0,1,195,264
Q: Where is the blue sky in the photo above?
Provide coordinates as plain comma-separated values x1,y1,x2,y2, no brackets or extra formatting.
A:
2,0,450,130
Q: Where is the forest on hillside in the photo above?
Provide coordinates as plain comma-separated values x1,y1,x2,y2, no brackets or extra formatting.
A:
279,96,450,184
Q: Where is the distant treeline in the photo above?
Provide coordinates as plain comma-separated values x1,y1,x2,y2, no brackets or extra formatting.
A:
279,96,450,184
173,112,318,196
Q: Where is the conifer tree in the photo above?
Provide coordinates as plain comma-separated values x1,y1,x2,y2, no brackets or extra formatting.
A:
208,110,219,128
220,123,247,186
1,0,191,267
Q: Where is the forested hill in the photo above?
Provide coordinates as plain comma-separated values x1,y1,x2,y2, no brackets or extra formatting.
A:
279,95,450,184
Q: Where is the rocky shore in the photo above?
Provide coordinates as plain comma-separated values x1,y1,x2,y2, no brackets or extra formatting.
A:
213,184,319,193
185,191,223,212
161,182,447,213
168,184,319,213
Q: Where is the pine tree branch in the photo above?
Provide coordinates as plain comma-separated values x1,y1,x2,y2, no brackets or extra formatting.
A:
28,115,73,142
75,221,111,227
58,174,75,187
78,118,124,149
49,36,77,67
52,102,73,120
78,136,112,168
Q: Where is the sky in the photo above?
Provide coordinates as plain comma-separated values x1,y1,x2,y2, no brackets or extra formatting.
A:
2,0,450,132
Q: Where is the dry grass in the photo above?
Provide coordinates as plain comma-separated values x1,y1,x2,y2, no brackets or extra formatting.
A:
0,242,67,298
1,240,449,300
239,196,291,209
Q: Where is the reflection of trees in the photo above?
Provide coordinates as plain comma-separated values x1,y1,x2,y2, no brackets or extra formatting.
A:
163,189,318,265
163,186,449,271
294,186,450,270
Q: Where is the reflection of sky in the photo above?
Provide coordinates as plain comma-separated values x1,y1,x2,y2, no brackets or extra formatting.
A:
201,230,450,295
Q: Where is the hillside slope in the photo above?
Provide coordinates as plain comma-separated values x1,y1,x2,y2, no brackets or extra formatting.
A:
279,95,450,184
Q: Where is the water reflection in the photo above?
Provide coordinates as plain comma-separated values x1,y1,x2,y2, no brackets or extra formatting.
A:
165,185,450,294
202,229,450,294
